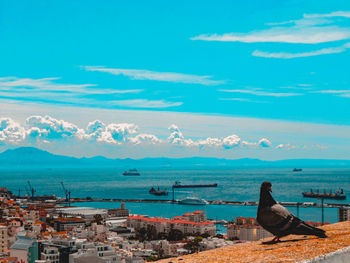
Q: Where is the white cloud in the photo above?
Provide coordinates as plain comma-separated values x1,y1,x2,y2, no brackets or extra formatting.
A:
253,43,350,59
196,137,222,148
0,118,25,144
275,143,300,150
219,89,301,97
315,90,350,94
191,26,350,44
83,66,225,85
130,134,161,145
101,123,138,144
110,99,182,108
85,120,106,141
192,11,350,44
0,76,142,95
0,116,296,154
313,89,350,98
266,17,332,27
25,115,84,141
258,138,272,148
222,135,241,149
167,125,273,150
0,77,96,92
304,11,350,19
168,124,193,146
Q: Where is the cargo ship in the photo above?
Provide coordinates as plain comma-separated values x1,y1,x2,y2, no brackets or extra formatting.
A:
172,181,218,188
293,168,303,172
123,169,140,176
149,187,168,196
302,188,346,200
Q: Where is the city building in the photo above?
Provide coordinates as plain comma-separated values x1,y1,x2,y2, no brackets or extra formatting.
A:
127,211,216,237
339,207,350,222
182,211,206,222
40,246,59,263
227,217,272,241
108,202,130,218
0,224,9,256
10,235,39,263
56,207,107,225
54,218,86,232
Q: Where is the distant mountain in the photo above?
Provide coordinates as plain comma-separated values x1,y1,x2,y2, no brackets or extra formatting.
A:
0,147,350,168
0,147,84,166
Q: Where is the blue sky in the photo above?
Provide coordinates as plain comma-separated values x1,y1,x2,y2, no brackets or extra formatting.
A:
1,0,350,159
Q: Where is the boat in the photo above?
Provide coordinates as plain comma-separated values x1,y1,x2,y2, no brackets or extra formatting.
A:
123,169,140,176
149,187,168,196
178,197,208,205
172,181,218,188
293,168,303,172
302,188,346,200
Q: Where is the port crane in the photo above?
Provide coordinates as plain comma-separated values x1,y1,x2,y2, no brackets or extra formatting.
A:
60,181,71,206
27,180,35,200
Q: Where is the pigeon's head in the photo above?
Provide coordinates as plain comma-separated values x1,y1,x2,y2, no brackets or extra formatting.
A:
260,181,272,193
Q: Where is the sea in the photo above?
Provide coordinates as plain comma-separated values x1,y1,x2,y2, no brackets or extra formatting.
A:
1,167,349,226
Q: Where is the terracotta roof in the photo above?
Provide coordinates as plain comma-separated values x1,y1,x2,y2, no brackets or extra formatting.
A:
183,212,194,216
172,216,184,219
128,215,213,226
158,221,350,263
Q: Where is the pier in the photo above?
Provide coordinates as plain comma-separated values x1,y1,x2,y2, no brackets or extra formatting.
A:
63,197,349,208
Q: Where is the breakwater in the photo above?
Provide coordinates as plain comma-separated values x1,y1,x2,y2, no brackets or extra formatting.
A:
64,198,349,208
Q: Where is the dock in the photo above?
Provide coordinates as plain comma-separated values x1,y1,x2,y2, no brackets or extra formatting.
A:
62,198,349,208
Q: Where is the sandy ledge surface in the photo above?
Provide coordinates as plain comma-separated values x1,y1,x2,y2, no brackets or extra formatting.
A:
158,221,350,263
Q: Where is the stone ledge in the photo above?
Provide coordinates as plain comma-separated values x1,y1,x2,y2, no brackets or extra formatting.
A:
158,221,350,263
298,246,350,263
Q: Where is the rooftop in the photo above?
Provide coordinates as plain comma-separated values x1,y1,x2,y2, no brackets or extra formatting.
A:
128,215,213,225
55,217,85,223
158,221,350,263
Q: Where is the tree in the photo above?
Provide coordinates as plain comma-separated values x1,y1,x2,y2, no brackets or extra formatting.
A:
157,232,168,240
184,236,203,253
93,214,104,225
147,255,158,262
167,229,183,241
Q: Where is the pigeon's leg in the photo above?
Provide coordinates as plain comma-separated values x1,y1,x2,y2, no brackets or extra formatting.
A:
271,236,280,243
262,236,280,244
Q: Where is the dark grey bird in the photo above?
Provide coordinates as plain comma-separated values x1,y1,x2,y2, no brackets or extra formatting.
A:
257,181,327,243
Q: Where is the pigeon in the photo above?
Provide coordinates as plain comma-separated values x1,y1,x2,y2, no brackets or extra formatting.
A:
257,181,327,243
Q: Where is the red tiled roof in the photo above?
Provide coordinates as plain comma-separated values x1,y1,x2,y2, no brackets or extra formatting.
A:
183,212,193,216
129,215,213,226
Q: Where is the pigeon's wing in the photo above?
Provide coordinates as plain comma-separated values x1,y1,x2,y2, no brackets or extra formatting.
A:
257,204,295,236
270,204,293,220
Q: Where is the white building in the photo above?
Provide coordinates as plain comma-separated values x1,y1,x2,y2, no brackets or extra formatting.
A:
127,211,216,237
339,207,350,222
227,224,272,241
182,211,206,222
40,246,59,263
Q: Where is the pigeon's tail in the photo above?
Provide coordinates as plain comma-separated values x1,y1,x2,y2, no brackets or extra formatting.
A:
292,221,327,238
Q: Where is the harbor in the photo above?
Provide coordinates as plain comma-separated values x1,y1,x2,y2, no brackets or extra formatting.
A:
65,197,349,208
